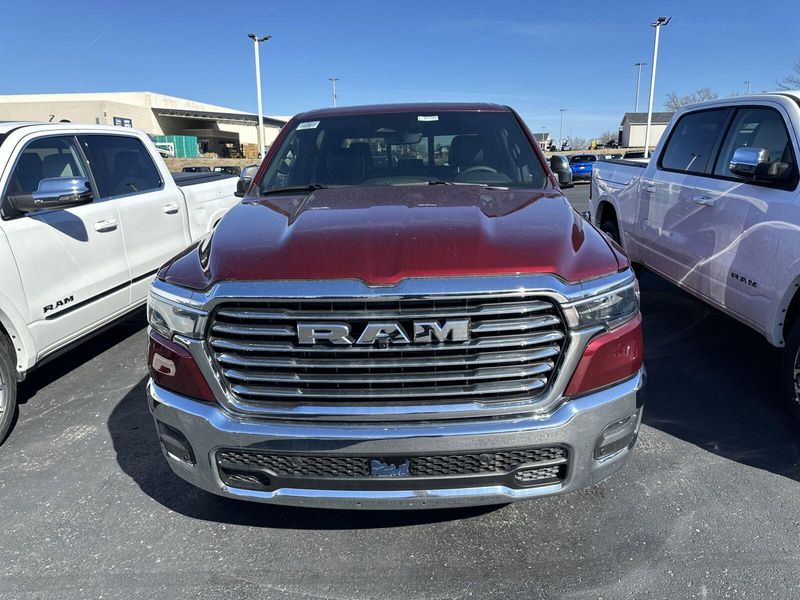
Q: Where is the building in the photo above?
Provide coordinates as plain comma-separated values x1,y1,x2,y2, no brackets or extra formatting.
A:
531,132,552,151
0,92,289,157
620,112,674,148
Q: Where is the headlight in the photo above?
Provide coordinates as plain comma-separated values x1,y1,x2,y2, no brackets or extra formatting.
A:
572,281,639,329
147,289,207,339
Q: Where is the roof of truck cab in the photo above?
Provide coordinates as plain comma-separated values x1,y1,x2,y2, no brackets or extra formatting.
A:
294,103,510,120
0,121,151,136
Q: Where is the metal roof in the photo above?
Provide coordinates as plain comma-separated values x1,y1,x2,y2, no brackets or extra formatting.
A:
153,108,287,128
621,112,674,126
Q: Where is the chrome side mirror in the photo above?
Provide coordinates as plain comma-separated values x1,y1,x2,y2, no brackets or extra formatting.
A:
729,147,769,177
235,177,252,198
10,177,93,213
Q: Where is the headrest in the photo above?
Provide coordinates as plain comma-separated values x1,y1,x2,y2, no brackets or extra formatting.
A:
327,148,366,184
42,153,78,178
449,135,488,169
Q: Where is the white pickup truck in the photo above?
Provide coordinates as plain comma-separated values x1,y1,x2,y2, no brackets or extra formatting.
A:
591,92,800,418
0,122,239,442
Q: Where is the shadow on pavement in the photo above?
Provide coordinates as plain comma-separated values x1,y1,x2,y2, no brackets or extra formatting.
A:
107,376,499,529
18,308,147,404
639,270,800,481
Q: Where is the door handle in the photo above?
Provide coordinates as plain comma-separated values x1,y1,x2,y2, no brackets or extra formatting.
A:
162,203,180,214
642,184,656,194
692,195,716,207
93,218,118,232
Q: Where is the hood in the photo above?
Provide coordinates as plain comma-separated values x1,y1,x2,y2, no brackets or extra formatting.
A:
161,185,622,290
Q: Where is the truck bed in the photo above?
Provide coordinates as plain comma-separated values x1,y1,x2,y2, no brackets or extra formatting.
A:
170,172,238,187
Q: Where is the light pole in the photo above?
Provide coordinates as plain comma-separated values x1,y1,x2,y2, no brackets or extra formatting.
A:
643,16,671,159
248,33,271,158
744,81,751,94
559,108,566,150
328,77,339,107
634,62,647,112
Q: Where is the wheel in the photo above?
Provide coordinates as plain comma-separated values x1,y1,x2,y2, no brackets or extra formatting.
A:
599,218,621,245
600,218,643,277
781,319,800,423
0,332,17,445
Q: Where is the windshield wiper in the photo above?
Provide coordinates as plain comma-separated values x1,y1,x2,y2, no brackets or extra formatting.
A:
261,183,328,196
403,180,489,187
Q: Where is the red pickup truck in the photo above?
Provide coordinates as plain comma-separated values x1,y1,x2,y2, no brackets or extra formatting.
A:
145,103,645,509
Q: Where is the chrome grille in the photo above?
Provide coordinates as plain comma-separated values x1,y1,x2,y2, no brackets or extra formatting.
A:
207,295,566,406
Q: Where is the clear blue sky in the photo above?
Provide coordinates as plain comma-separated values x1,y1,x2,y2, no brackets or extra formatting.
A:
1,0,799,138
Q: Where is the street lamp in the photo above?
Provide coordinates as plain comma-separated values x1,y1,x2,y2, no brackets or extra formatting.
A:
328,77,339,107
248,33,271,158
744,81,752,94
643,16,671,159
634,62,647,112
559,109,566,150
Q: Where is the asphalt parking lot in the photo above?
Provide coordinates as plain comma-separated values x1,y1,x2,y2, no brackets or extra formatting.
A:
1,183,799,600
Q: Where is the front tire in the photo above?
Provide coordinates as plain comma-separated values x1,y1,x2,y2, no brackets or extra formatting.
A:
781,320,800,423
0,333,17,445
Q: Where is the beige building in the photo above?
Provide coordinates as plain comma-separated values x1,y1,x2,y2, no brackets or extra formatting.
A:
0,91,289,156
620,112,674,148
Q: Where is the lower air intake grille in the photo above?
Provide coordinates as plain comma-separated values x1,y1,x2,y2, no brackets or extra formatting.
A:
216,446,568,480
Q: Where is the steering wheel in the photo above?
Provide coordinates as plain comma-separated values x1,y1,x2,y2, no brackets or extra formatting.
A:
458,165,498,176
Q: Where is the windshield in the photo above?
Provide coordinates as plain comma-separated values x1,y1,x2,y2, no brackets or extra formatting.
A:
570,154,596,163
256,110,548,193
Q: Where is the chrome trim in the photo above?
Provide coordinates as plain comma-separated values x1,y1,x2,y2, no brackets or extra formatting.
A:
155,269,635,421
148,370,644,509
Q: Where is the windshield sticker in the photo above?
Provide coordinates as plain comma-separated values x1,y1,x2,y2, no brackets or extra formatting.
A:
417,115,439,122
296,121,320,130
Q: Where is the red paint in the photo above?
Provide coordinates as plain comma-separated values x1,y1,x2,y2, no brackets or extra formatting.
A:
148,331,215,402
162,185,621,290
564,314,644,397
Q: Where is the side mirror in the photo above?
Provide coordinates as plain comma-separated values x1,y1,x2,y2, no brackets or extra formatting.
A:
9,177,93,213
235,177,252,198
729,147,769,177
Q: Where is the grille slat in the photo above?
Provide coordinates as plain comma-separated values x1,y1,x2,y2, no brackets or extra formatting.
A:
231,377,548,399
223,361,553,385
210,330,565,354
208,294,566,406
215,299,553,321
215,346,560,370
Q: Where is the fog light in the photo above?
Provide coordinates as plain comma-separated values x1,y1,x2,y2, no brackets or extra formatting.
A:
595,409,641,459
156,421,195,465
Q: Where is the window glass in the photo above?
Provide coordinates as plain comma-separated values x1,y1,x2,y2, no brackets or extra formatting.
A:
80,135,162,197
570,155,596,163
713,107,795,181
5,136,88,197
660,109,728,174
259,111,548,192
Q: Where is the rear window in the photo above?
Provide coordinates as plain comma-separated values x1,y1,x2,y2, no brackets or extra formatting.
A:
257,110,548,192
570,155,596,163
79,135,163,198
659,108,729,174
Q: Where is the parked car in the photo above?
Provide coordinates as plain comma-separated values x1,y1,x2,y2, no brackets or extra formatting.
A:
622,151,645,159
181,166,211,173
0,122,240,442
154,142,175,159
235,164,261,197
569,153,598,182
213,165,241,176
591,92,800,419
549,154,573,188
146,102,644,509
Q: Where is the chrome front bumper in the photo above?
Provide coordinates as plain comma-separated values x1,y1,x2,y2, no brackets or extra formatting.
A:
148,370,645,510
